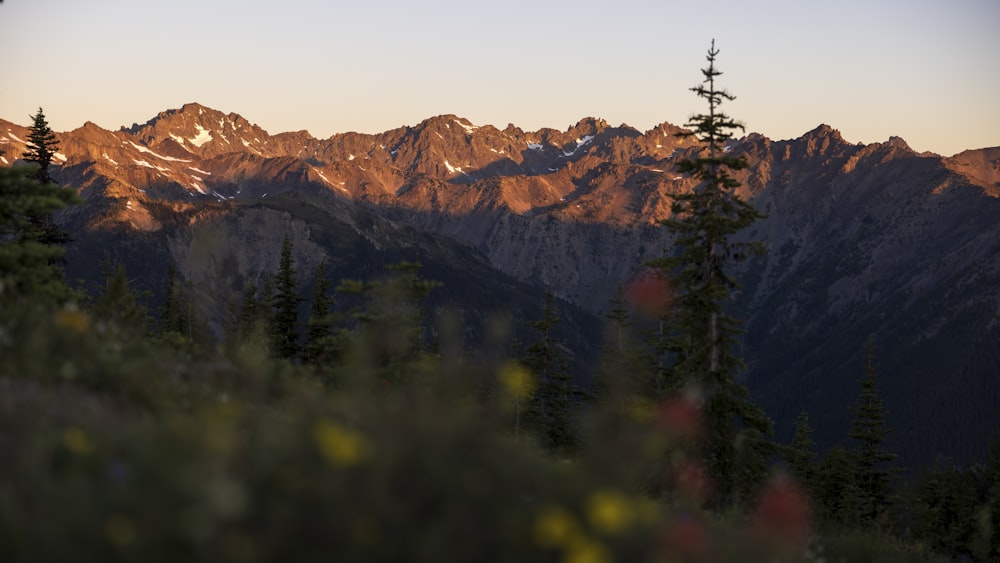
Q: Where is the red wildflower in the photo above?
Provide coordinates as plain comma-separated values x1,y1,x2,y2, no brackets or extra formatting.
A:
750,475,813,555
626,270,673,318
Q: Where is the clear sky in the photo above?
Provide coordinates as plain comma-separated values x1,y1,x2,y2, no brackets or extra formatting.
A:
1,0,997,156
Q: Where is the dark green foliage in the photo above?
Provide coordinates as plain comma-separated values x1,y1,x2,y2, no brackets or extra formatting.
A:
158,263,192,338
850,337,899,524
0,241,965,563
523,291,577,453
787,410,816,489
331,262,441,387
814,445,858,526
235,278,264,339
92,260,149,333
269,235,301,359
21,108,59,185
647,40,772,504
158,263,208,353
0,163,79,305
909,464,987,559
379,261,441,354
303,262,338,365
21,108,72,250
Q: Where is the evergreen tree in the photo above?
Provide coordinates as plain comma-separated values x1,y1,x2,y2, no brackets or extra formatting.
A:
0,165,78,304
647,40,772,503
303,262,336,364
269,235,301,359
259,273,274,325
21,108,71,250
597,285,655,403
381,261,440,355
523,291,576,452
21,108,59,185
92,261,148,332
159,263,190,336
849,337,898,525
814,445,858,526
236,278,260,338
161,263,177,330
158,263,200,347
911,464,984,558
787,410,817,489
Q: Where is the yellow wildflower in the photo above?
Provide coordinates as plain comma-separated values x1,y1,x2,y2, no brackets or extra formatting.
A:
534,505,579,548
498,361,535,402
585,490,633,536
564,537,612,563
63,427,94,455
626,397,655,423
54,307,91,334
314,420,369,467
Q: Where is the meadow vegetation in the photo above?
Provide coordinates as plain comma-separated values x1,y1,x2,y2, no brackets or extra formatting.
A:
2,46,996,563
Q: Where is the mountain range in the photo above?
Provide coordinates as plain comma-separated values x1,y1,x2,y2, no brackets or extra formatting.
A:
2,102,998,469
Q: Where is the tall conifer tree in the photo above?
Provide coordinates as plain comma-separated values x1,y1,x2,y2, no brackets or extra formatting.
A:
269,235,301,359
523,291,576,452
647,40,772,503
849,337,898,524
303,262,336,364
22,108,59,186
787,410,817,489
21,108,72,252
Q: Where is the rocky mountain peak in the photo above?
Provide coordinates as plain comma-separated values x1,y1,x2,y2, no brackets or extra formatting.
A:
803,123,845,143
884,135,913,152
123,103,272,159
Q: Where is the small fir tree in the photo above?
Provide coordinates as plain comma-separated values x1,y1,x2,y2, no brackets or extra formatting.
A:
21,108,73,256
21,107,59,185
788,411,816,483
849,337,898,525
236,278,261,338
92,261,148,332
159,263,200,347
814,445,858,526
269,235,301,359
647,39,772,504
787,410,817,488
523,291,576,452
303,262,336,364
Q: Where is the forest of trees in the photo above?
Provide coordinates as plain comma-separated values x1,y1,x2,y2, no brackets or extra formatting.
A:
1,48,998,562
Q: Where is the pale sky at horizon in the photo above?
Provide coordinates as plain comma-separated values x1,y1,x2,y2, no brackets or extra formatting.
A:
1,0,997,156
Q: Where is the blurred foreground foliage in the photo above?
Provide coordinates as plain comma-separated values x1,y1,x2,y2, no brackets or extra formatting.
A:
0,286,952,563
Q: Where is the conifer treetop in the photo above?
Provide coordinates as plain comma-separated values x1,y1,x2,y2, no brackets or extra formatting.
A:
680,39,745,151
22,107,60,185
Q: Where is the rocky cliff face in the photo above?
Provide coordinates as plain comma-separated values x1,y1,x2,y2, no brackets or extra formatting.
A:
4,104,999,467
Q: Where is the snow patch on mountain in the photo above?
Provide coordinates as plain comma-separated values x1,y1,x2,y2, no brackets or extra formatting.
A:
133,159,170,173
128,141,192,162
190,124,212,147
454,119,479,135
